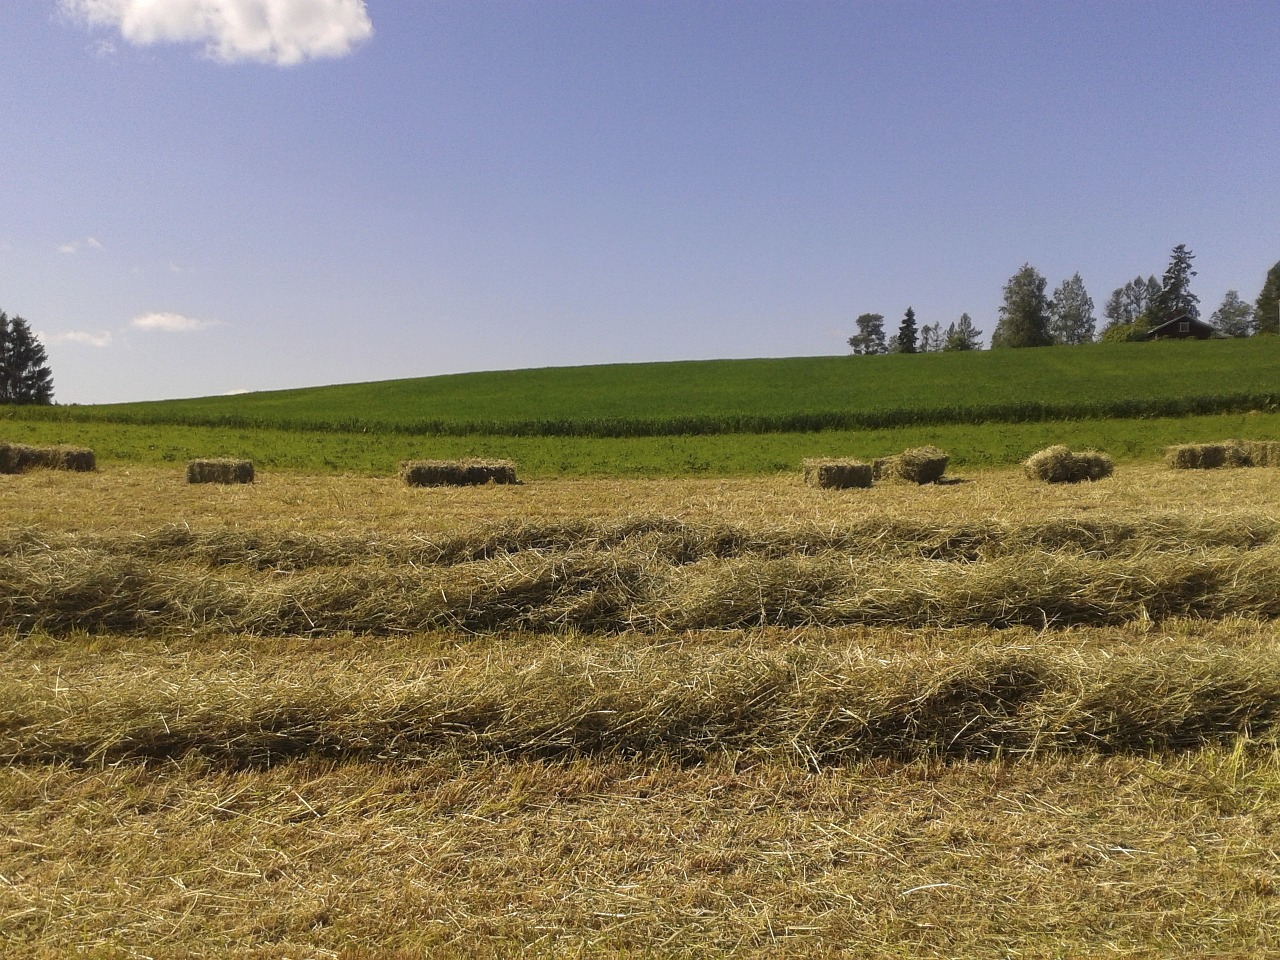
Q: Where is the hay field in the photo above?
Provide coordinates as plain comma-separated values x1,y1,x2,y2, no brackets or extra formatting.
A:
3,464,1280,958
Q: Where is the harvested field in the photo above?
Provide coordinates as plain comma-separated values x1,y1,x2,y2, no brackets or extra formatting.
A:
2,462,1279,957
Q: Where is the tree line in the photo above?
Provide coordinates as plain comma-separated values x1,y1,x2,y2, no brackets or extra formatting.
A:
850,246,1280,354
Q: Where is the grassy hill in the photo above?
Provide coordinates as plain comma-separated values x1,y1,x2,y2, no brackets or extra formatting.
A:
22,337,1280,437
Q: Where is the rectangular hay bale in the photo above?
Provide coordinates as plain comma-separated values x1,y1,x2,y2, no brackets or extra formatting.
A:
1166,440,1278,470
0,443,95,474
187,459,255,484
803,458,873,489
400,459,518,487
1024,445,1113,483
872,445,949,484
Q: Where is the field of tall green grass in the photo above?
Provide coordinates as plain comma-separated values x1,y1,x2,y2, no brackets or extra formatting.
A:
16,337,1280,438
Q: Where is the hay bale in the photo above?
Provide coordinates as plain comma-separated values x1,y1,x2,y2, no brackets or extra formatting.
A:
1024,445,1114,483
0,443,95,473
872,445,949,484
48,446,96,472
1242,440,1280,467
1165,440,1278,470
0,443,43,474
400,459,519,487
187,459,255,484
803,458,873,489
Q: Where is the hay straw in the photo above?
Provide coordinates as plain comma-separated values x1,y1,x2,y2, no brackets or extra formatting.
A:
872,445,949,484
187,459,255,484
1166,440,1280,470
802,458,873,489
0,443,95,473
1023,446,1114,483
400,459,519,487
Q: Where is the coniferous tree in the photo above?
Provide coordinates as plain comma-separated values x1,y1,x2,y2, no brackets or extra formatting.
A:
1210,290,1255,337
943,313,983,351
1152,244,1200,321
1048,273,1096,345
847,313,887,355
895,307,918,354
0,311,55,405
990,265,1052,348
1255,261,1280,335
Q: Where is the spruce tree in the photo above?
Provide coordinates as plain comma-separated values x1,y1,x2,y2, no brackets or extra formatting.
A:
990,265,1052,348
0,311,55,405
1255,261,1280,335
1152,244,1200,321
895,307,918,354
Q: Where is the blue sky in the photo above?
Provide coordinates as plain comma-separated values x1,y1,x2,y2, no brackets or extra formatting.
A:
2,1,1277,404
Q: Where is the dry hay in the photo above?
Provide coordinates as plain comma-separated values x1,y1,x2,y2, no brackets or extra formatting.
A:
1023,445,1114,484
187,458,255,484
802,458,872,489
1166,439,1280,470
400,459,519,487
0,443,95,474
872,445,949,484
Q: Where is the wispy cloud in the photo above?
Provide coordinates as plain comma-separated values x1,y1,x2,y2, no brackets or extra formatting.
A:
57,236,103,254
131,312,219,332
49,330,114,348
60,0,373,66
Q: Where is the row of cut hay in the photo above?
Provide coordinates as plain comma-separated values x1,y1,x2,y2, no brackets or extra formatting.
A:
1167,439,1280,470
1023,445,1114,483
0,442,95,474
10,510,1279,572
4,542,1279,635
399,459,518,487
806,446,949,489
6,643,1280,767
187,458,254,484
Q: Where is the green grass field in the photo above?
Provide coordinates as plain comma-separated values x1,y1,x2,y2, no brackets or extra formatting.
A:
3,338,1278,476
15,336,1280,437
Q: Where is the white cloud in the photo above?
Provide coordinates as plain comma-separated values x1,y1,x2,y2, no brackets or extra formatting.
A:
61,0,373,66
131,312,218,332
224,388,251,395
50,330,114,348
57,236,103,254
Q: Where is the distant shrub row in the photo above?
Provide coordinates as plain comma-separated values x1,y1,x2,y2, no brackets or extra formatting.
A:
17,391,1278,439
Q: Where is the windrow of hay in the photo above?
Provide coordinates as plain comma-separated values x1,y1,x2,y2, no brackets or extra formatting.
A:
1023,445,1114,483
1167,439,1280,469
400,459,518,487
187,458,254,484
0,442,95,474
7,512,1277,570
3,540,1280,635
6,643,1280,768
802,458,872,489
872,445,949,484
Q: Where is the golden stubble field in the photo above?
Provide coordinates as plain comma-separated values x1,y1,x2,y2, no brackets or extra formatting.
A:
3,463,1280,958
